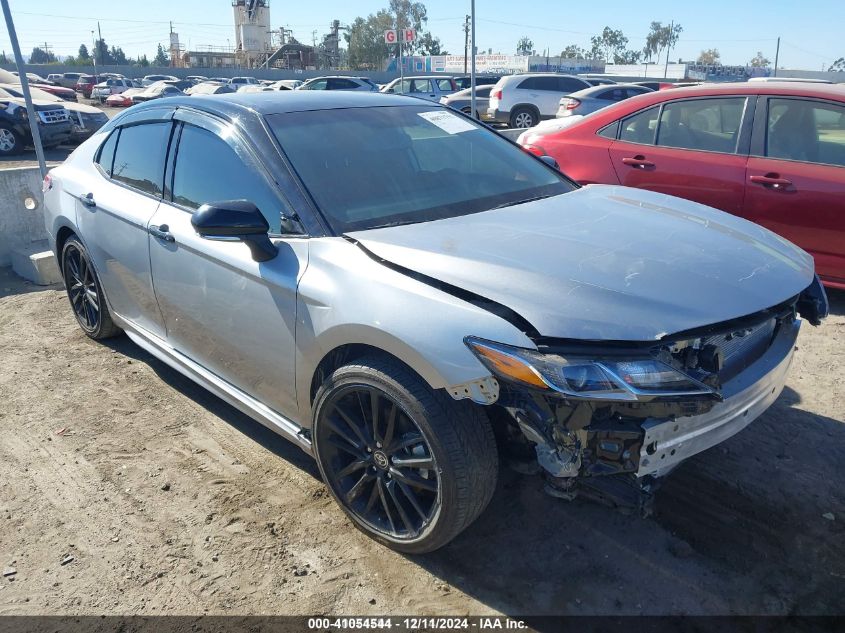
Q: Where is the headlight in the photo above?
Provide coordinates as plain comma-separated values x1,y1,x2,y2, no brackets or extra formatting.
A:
465,337,715,401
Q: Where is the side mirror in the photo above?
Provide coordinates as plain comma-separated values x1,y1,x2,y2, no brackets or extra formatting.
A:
192,200,278,262
540,155,559,170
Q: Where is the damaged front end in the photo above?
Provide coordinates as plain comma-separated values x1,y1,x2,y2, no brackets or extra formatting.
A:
463,279,827,515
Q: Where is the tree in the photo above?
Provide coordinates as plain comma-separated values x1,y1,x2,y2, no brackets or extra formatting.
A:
93,38,112,65
642,21,683,65
615,49,642,64
78,44,90,62
110,45,128,66
29,46,57,64
0,52,8,65
697,48,720,65
136,54,150,67
749,51,770,68
560,44,587,59
417,31,445,56
590,27,628,62
389,0,430,56
345,11,395,70
829,57,845,72
516,36,533,56
153,43,169,67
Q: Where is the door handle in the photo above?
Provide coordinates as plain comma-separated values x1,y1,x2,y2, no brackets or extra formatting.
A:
622,156,655,169
148,224,175,243
81,192,96,207
749,174,793,190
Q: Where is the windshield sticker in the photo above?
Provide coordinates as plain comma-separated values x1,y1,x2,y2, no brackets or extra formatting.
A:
418,111,476,134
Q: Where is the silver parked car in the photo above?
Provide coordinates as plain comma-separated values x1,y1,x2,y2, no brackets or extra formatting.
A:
440,85,494,120
556,83,653,118
43,92,828,553
380,76,457,102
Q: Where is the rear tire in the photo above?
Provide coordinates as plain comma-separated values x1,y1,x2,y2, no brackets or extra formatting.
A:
312,355,498,553
61,236,122,340
510,106,538,129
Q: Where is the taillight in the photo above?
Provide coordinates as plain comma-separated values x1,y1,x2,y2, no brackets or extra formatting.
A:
522,144,545,157
42,173,53,193
491,88,502,100
563,98,581,110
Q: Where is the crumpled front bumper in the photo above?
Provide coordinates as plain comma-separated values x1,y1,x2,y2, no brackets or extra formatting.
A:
637,317,800,478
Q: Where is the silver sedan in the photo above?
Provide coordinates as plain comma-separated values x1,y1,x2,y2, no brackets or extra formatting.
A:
556,83,654,118
43,92,827,553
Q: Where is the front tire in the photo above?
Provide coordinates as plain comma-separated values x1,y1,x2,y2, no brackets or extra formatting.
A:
0,124,23,156
312,355,498,554
61,236,122,340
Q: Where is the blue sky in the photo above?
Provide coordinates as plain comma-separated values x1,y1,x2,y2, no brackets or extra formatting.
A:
1,0,842,70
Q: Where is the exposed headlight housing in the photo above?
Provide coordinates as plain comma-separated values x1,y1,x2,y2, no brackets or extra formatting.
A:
465,337,716,402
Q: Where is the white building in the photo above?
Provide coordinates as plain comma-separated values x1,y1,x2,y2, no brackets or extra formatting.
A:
233,0,272,68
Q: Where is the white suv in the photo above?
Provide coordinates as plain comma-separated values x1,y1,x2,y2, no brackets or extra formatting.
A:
488,73,591,128
91,78,134,101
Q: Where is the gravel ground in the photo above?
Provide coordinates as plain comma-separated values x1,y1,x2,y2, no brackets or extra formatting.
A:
0,266,843,616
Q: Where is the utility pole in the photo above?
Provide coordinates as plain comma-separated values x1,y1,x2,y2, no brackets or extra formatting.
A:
463,15,470,74
470,0,476,120
1,0,46,177
91,30,97,75
97,21,103,71
663,19,673,79
773,36,780,77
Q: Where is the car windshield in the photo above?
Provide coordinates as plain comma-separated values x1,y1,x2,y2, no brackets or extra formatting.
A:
267,105,573,233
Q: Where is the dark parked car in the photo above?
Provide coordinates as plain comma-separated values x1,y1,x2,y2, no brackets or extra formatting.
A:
43,92,827,553
518,82,845,289
0,96,72,155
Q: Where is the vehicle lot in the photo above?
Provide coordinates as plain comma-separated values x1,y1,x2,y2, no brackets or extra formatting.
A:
0,264,842,615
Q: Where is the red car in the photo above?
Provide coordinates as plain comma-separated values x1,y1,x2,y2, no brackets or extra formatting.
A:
75,75,99,98
520,82,845,289
28,82,77,102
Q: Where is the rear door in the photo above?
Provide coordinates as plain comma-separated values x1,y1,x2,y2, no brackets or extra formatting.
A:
744,96,845,285
608,96,752,214
73,110,174,338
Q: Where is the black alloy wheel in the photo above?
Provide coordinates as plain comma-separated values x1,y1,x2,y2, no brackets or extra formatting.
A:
61,237,121,339
316,384,440,541
312,356,499,553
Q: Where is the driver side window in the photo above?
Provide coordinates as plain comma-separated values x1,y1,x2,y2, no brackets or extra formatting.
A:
170,124,285,233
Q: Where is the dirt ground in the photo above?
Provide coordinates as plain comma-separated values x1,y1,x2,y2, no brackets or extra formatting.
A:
0,265,843,616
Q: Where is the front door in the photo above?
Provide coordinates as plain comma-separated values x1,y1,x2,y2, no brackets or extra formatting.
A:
147,113,307,418
744,96,845,286
608,97,751,215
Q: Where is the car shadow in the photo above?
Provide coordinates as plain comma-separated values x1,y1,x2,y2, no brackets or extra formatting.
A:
825,287,844,316
99,334,320,479
0,265,58,298
408,385,845,617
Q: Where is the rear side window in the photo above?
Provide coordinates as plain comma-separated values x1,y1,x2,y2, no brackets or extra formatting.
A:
656,97,746,154
328,78,358,90
95,129,119,176
437,79,453,91
171,124,283,233
766,98,845,167
557,77,586,93
410,79,433,94
619,106,660,144
111,122,172,196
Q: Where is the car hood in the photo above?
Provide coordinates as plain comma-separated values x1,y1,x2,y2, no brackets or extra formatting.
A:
346,185,814,341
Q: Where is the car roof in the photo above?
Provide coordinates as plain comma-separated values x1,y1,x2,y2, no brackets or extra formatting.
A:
127,91,425,118
569,83,653,97
633,81,845,100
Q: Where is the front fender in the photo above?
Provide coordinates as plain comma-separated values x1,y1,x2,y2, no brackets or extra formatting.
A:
294,238,536,423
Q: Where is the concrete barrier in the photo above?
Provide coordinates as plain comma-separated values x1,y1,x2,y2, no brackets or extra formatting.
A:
0,167,60,284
